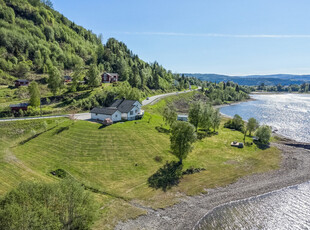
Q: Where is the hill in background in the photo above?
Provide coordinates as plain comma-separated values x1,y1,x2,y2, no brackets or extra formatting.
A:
185,73,310,86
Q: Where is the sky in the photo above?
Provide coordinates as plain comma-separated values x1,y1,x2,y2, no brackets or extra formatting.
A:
52,0,310,75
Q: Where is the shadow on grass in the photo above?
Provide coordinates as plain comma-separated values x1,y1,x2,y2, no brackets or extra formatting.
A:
19,126,57,145
54,126,70,134
155,126,170,134
148,161,183,192
254,140,270,150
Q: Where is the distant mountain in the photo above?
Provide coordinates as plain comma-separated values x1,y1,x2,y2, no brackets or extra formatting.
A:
184,73,310,86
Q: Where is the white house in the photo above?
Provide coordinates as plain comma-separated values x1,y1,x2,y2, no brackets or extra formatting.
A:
90,99,144,122
110,99,143,121
90,107,122,122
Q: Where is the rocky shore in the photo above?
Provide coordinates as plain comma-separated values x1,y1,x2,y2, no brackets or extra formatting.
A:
115,136,310,230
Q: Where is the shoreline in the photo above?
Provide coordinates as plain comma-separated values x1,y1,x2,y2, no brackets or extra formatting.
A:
115,136,310,230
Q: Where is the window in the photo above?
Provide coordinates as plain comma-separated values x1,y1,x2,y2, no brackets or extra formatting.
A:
135,110,137,113
115,114,118,117
130,111,133,115
96,113,98,116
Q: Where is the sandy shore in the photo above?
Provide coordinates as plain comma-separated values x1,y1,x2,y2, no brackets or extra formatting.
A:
115,136,310,230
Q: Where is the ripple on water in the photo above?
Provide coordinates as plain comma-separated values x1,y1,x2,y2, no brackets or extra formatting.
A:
196,182,310,230
220,94,310,143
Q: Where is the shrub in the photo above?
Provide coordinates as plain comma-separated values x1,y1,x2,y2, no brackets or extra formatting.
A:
224,114,244,131
255,125,271,145
154,156,163,162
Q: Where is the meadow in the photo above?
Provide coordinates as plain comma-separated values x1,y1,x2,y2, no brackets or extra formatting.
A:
0,92,280,229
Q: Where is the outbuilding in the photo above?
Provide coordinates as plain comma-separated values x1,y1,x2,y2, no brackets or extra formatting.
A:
10,103,29,113
177,115,188,122
15,79,29,87
102,73,119,83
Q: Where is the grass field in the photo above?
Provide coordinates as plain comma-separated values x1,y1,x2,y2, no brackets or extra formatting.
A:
0,92,281,229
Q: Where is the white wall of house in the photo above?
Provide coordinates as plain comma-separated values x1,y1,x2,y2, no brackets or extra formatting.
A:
91,111,122,122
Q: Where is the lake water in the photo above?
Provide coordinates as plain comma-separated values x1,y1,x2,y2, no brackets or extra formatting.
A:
196,94,310,230
220,94,310,143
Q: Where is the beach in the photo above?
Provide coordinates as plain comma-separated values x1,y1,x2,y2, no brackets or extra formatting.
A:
115,136,310,230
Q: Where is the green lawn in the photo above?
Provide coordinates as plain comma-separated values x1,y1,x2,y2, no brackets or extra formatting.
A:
0,92,281,229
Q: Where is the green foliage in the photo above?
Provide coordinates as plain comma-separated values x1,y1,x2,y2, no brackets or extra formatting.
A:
48,66,62,95
87,64,101,87
211,108,221,131
188,101,201,131
162,105,177,128
255,125,271,145
28,81,40,107
170,121,197,164
0,179,97,230
224,114,244,131
246,117,259,136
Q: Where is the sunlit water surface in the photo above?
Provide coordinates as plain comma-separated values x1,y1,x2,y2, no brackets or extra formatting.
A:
196,94,310,230
220,94,310,143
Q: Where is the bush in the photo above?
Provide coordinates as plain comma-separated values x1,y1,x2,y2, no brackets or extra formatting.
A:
154,156,163,162
224,114,244,131
255,125,271,145
0,179,97,230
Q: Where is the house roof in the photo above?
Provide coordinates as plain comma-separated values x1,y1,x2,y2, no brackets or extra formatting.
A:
64,76,72,80
104,73,119,77
10,103,29,108
15,79,29,83
110,99,140,113
90,107,119,115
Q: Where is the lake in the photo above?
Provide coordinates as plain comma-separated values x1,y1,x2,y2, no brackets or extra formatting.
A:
220,93,310,143
196,94,310,230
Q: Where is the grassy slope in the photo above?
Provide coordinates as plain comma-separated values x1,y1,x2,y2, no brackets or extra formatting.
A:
0,92,281,229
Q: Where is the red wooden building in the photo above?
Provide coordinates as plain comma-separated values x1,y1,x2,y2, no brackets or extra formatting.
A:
102,73,119,83
10,103,29,113
15,79,30,87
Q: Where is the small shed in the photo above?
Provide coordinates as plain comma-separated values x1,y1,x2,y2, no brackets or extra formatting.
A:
64,76,72,83
10,103,29,113
177,115,188,122
102,73,119,83
15,79,29,87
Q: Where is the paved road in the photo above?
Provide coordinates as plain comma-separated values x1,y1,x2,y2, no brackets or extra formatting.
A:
0,88,200,122
142,88,200,106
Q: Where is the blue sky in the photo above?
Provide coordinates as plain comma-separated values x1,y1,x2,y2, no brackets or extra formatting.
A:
53,0,310,75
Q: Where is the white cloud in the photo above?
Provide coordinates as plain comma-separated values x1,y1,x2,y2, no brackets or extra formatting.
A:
109,31,310,38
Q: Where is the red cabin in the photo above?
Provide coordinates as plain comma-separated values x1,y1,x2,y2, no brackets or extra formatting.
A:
10,103,29,113
102,73,119,83
15,79,30,87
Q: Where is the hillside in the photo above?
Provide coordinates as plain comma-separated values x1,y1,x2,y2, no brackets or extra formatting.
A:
0,0,201,117
0,91,280,229
186,73,310,86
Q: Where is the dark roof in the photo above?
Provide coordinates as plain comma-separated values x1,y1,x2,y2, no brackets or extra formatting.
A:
90,107,119,115
110,99,139,113
64,76,72,80
15,79,29,83
10,103,29,108
103,73,119,77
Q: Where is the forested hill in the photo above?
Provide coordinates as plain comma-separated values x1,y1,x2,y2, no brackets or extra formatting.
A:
0,0,199,90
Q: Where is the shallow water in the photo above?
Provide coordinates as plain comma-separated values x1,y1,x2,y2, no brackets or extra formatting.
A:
220,94,310,143
196,94,310,229
196,182,310,230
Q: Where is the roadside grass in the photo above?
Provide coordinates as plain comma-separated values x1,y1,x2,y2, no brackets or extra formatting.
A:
0,91,281,229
